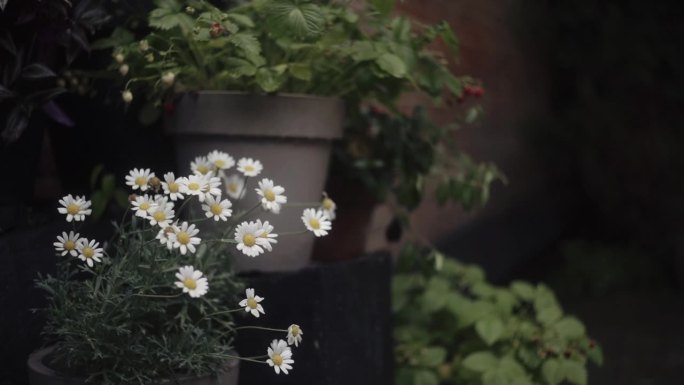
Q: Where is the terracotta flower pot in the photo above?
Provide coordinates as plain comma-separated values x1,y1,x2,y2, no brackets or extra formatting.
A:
165,92,344,273
27,346,239,385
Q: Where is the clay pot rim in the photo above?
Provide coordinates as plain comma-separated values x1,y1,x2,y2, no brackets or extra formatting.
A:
28,345,239,384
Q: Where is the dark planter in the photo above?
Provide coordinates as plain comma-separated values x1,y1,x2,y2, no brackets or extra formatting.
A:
234,253,393,385
166,92,344,273
27,346,239,385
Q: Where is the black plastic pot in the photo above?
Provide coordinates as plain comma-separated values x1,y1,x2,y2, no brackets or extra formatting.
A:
27,346,239,385
165,92,344,273
234,253,393,385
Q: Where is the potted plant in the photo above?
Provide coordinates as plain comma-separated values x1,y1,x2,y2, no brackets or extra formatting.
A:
392,244,603,385
92,0,500,268
0,0,108,231
28,149,326,384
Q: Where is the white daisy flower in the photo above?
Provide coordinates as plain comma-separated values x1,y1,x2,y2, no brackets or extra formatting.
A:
267,339,294,375
225,174,246,200
237,157,263,177
171,221,201,255
125,168,155,191
174,266,209,298
57,194,92,222
256,178,287,214
203,175,223,201
320,192,337,220
239,288,265,318
287,324,303,347
190,156,213,176
207,150,235,171
256,219,278,252
131,194,156,218
202,195,232,221
76,238,103,267
148,199,175,228
302,208,332,237
180,174,209,201
53,231,81,257
234,221,267,257
161,172,184,201
156,224,179,250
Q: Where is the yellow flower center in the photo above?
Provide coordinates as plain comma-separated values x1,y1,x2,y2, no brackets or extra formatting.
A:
272,354,283,366
83,247,94,258
260,231,269,239
228,183,237,192
309,218,320,230
214,160,225,168
243,234,256,247
210,203,223,215
247,297,258,309
290,325,300,336
183,278,197,290
188,182,200,191
322,198,334,210
153,211,166,222
135,176,147,186
139,202,150,211
168,182,179,193
244,165,254,172
196,165,209,175
264,190,276,201
67,203,80,215
177,231,190,245
64,240,76,251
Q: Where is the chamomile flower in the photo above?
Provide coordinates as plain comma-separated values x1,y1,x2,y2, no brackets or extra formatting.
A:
174,266,209,298
203,175,223,200
125,168,155,191
256,178,287,214
256,220,278,252
76,239,103,267
131,194,156,218
237,157,263,177
180,174,208,201
171,221,201,255
225,174,246,200
302,208,332,237
57,194,92,222
320,192,337,220
234,221,267,257
191,156,212,175
161,172,184,201
202,195,232,221
53,231,81,257
207,150,235,170
287,324,303,347
267,339,294,375
239,288,265,318
148,199,175,228
156,224,179,250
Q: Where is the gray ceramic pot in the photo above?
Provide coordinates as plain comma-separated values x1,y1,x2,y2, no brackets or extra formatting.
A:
27,346,239,385
166,92,344,273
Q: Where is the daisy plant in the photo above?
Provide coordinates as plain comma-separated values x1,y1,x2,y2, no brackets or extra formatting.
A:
36,149,332,384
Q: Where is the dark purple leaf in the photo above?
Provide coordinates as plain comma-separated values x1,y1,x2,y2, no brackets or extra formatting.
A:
0,0,8,12
25,87,66,106
2,105,30,143
42,101,74,127
0,30,16,55
70,26,90,52
21,63,56,79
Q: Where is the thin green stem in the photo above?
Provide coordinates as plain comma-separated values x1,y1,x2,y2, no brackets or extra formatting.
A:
133,292,183,299
234,326,287,333
278,230,309,236
283,202,321,208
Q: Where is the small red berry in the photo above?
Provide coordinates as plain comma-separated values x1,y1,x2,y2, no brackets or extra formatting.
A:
210,22,224,37
463,85,474,96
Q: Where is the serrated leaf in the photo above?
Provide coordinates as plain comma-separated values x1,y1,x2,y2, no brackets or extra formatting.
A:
510,281,535,300
537,306,563,325
541,359,564,385
476,316,504,346
289,63,312,81
376,52,407,78
482,369,507,385
553,317,586,339
255,68,284,93
462,351,498,372
149,6,194,32
267,1,324,39
499,356,526,378
350,41,379,61
229,33,261,56
226,13,255,28
418,347,447,367
414,370,439,385
563,361,587,385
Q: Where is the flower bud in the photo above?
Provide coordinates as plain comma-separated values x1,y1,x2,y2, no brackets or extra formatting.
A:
119,64,129,76
149,176,162,191
161,72,175,86
139,40,150,51
114,53,125,64
122,90,133,103
128,193,138,202
145,53,154,63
